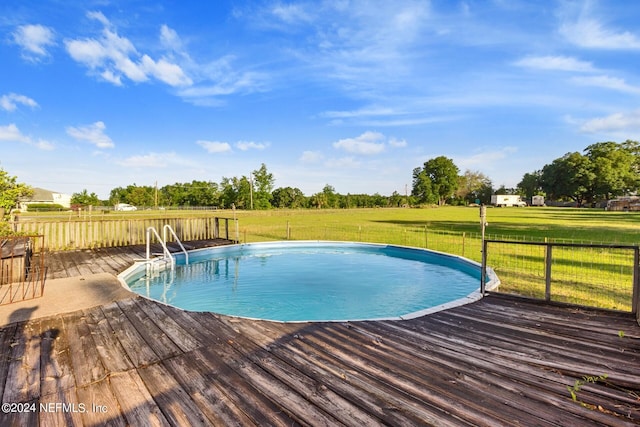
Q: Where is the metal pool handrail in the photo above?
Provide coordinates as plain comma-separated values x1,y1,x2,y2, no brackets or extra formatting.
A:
163,224,189,264
145,226,173,264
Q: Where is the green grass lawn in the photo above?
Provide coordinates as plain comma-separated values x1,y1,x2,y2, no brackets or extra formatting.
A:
230,206,640,244
20,205,640,244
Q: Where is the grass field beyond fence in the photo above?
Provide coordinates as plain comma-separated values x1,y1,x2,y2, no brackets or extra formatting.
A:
484,240,638,312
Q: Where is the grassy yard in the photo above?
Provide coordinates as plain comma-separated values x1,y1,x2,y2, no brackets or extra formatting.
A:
229,206,640,244
19,205,640,244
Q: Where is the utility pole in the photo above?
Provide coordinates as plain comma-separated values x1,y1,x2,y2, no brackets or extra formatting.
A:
405,184,408,205
154,181,158,209
249,172,254,210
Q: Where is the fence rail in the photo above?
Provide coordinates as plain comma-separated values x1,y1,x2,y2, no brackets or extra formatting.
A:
12,217,237,251
481,239,639,315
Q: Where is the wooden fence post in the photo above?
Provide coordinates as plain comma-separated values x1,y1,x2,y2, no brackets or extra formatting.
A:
545,243,553,301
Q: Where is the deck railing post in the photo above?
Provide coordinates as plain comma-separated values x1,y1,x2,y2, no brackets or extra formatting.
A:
481,239,487,295
214,217,220,239
633,246,639,324
545,244,553,301
224,218,229,240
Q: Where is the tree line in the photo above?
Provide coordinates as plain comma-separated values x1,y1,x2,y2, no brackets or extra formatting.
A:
72,140,640,209
71,163,409,209
517,140,639,206
411,140,640,207
1,139,637,218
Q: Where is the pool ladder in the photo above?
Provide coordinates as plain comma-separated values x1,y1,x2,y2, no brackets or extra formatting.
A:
145,225,189,275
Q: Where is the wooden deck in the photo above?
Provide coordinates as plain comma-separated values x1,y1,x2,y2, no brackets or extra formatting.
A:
0,242,638,426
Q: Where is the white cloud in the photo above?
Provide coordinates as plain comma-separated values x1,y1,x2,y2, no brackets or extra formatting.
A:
0,123,54,150
33,139,55,151
235,141,269,151
197,140,232,153
160,25,183,52
560,13,640,49
0,93,38,112
12,24,55,61
580,110,640,134
66,121,115,149
571,75,640,95
0,124,29,142
117,152,191,168
456,147,518,169
140,55,192,86
177,69,265,103
332,131,387,155
514,55,595,72
321,107,400,119
324,156,361,169
300,150,323,163
388,137,407,148
271,3,313,24
65,12,191,87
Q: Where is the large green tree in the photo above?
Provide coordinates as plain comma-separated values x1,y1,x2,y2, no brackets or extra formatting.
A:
541,152,594,206
411,167,435,204
219,176,252,209
537,140,640,205
161,181,219,206
0,168,33,214
272,186,306,208
71,189,101,206
584,141,640,200
413,156,460,205
455,170,493,205
517,171,543,201
109,184,155,207
252,163,275,209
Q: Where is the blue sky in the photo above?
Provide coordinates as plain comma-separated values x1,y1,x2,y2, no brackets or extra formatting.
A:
2,0,640,199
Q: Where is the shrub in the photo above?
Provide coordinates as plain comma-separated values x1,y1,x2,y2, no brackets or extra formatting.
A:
25,203,67,212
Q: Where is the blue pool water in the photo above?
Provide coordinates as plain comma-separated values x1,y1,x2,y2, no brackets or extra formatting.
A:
125,241,482,322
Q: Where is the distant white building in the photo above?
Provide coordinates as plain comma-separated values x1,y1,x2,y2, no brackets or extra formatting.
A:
19,187,72,210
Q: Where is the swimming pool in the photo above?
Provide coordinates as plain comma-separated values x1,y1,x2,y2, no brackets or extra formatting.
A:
121,241,497,322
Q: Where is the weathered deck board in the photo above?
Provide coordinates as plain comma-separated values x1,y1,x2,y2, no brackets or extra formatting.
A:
76,377,126,426
99,301,159,367
193,314,373,426
162,350,260,426
62,311,108,387
115,298,182,360
0,322,18,401
3,321,40,403
133,297,202,352
109,370,171,427
38,316,75,398
83,305,134,373
136,362,210,426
